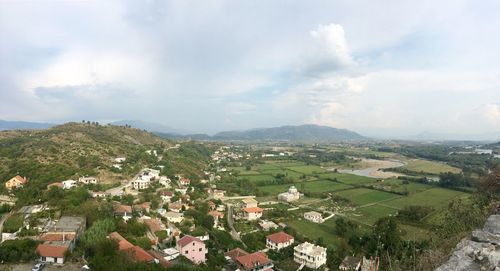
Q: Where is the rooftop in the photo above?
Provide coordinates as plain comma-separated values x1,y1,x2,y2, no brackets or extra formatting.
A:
294,242,326,256
236,252,271,270
49,216,85,232
267,231,294,244
244,207,263,213
177,235,203,248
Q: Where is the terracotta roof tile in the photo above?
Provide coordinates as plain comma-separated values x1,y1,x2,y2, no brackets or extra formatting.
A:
266,231,294,244
177,235,203,248
236,252,271,269
244,207,263,213
36,243,69,258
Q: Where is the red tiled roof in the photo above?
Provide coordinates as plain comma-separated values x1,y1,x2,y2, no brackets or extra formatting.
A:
114,204,132,213
133,202,151,210
39,233,75,242
36,243,69,258
14,175,27,184
266,231,294,244
208,210,224,218
177,235,203,248
244,207,263,213
125,246,154,262
237,252,271,269
143,219,163,232
160,191,173,196
224,248,248,261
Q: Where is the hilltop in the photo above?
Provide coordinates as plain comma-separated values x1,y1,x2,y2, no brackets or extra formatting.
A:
0,122,213,188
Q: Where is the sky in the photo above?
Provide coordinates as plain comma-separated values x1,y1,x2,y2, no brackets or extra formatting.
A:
0,0,500,139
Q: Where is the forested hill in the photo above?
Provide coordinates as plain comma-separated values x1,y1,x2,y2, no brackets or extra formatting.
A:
0,122,213,191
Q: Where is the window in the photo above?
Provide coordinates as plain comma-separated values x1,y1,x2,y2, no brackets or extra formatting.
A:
199,248,202,251
185,250,188,254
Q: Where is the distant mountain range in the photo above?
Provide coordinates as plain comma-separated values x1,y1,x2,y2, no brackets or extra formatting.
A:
156,124,366,142
0,120,55,131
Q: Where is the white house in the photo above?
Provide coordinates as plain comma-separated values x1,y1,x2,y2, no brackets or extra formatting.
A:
159,176,171,187
266,231,294,250
243,207,263,221
62,180,77,190
131,178,150,190
78,177,99,185
160,191,174,203
164,211,184,223
294,242,327,269
241,198,258,208
304,211,323,223
278,186,302,202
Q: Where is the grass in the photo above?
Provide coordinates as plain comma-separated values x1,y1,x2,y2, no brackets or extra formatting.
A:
334,188,400,206
285,217,340,246
350,204,399,225
402,159,461,174
236,174,274,182
383,187,469,209
259,180,353,194
374,178,434,194
318,172,376,185
286,165,327,174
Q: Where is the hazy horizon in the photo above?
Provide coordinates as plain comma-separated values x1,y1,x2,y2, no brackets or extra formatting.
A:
1,1,499,139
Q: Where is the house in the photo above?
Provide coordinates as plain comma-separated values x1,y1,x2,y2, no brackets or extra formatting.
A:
91,191,109,198
259,220,279,231
236,252,274,271
109,232,155,263
168,202,183,213
241,198,258,208
176,235,207,264
78,176,98,185
243,207,263,221
159,177,171,187
164,211,184,223
278,185,302,202
304,211,323,223
360,256,379,271
208,210,224,227
178,177,191,187
266,231,294,250
211,189,226,200
225,248,248,263
133,202,151,214
4,175,27,190
143,218,166,233
47,182,63,189
113,203,133,221
62,180,77,190
293,242,327,269
131,178,150,190
175,188,188,195
160,191,174,202
36,216,86,264
207,200,216,210
339,256,361,271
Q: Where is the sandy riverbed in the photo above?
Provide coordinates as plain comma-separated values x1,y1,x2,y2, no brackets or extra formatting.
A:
333,158,406,178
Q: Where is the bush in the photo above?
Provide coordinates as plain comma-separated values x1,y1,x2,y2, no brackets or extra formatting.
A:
0,239,39,262
3,214,24,233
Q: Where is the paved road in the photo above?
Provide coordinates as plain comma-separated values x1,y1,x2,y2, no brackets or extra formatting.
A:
226,204,246,247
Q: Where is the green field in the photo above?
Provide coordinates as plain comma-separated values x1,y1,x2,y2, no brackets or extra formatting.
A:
382,188,468,209
319,172,376,185
351,204,399,225
401,159,461,174
335,188,400,206
375,178,434,194
285,217,340,246
236,174,274,182
259,180,353,194
286,165,327,174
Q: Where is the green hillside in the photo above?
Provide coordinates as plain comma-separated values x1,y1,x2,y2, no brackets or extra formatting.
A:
0,122,213,192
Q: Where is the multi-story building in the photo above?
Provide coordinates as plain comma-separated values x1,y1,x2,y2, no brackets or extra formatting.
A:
176,235,207,264
294,242,327,269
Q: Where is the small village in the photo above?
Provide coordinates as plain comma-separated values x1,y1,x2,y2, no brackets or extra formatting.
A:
0,145,382,271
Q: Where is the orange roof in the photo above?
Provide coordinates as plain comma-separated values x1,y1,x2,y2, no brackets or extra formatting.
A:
125,246,155,262
267,231,294,244
177,235,203,248
9,175,27,184
36,243,69,258
237,252,271,269
143,219,163,232
244,207,263,213
224,248,248,261
114,204,132,213
39,233,76,242
208,210,224,218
